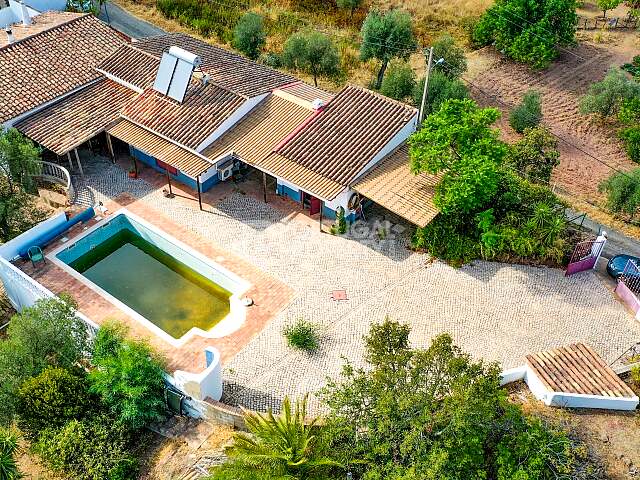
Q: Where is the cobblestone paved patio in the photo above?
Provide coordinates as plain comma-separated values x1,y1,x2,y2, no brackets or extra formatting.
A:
71,155,640,412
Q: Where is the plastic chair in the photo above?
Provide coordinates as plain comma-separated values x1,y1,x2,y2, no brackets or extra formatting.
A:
27,246,46,268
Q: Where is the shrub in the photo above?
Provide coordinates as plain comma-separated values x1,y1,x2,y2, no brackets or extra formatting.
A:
0,295,87,426
16,367,93,440
282,31,340,87
509,90,542,133
35,416,138,480
472,0,577,69
336,0,361,15
631,364,640,385
620,126,640,163
597,0,622,17
258,52,281,68
507,126,560,183
580,67,640,118
89,322,167,429
380,61,415,101
0,427,21,480
412,70,469,115
619,97,640,125
431,33,467,78
598,169,640,221
232,13,266,60
283,319,320,351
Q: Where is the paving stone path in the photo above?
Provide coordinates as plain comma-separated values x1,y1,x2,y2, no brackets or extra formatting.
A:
74,157,640,412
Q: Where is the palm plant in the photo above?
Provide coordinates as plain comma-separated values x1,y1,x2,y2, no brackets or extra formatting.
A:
209,396,340,480
0,428,22,480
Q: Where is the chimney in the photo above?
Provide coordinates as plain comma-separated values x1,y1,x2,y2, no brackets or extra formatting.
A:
20,1,31,26
311,98,324,110
5,27,14,44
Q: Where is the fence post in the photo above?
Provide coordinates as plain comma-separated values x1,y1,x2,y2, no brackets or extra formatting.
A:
592,231,607,270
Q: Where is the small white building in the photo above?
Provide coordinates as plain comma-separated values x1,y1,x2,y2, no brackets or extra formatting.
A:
503,343,639,411
0,0,65,28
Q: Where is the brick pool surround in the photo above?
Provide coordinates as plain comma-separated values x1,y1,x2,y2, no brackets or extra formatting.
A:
47,208,252,348
17,193,294,373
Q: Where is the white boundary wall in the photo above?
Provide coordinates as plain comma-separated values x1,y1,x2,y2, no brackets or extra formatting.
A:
500,365,639,411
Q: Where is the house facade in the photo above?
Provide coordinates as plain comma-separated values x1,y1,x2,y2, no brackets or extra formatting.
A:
1,13,439,227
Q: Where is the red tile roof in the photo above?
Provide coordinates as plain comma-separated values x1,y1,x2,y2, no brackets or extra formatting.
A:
97,44,159,91
0,14,125,123
276,85,417,185
120,80,245,150
133,33,295,97
15,78,137,155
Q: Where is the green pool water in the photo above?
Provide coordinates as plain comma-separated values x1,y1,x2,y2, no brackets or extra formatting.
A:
69,229,231,339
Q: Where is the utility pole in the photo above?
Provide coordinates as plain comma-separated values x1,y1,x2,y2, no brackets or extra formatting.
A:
418,46,434,125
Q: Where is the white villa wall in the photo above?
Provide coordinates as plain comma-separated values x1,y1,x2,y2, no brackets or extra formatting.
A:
0,0,39,28
196,93,269,152
22,0,65,11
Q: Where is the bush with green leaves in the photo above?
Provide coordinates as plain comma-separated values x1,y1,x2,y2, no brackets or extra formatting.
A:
282,31,340,87
431,33,467,78
283,319,320,351
472,0,577,69
89,322,167,429
35,415,138,480
597,0,622,17
16,367,93,440
379,61,415,101
320,319,594,479
620,126,640,163
232,13,266,60
412,70,469,116
0,428,21,480
619,97,640,125
360,9,416,89
599,169,640,221
336,0,361,15
0,128,42,194
509,90,543,133
208,396,339,480
0,295,87,426
580,67,640,118
507,126,560,183
0,176,49,243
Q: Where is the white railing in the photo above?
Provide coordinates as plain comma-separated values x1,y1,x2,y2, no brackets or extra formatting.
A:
32,161,74,202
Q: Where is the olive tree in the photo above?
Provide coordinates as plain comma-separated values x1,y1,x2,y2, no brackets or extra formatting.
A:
360,9,416,89
282,31,339,86
232,13,266,60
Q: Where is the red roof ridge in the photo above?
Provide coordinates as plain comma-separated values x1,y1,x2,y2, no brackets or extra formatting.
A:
0,13,90,52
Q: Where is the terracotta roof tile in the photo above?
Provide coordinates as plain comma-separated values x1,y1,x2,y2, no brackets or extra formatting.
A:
120,81,245,150
133,33,295,97
0,14,125,123
15,78,137,155
203,92,313,165
97,44,159,91
107,119,213,178
276,85,417,186
352,143,440,227
278,81,334,104
526,343,636,398
0,11,81,47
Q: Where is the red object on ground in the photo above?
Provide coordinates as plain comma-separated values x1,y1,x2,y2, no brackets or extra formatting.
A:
331,290,347,301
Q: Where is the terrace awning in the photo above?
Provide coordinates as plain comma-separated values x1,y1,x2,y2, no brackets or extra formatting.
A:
352,143,441,228
14,79,137,156
107,119,213,178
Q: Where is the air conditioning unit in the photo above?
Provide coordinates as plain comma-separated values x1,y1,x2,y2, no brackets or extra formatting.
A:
217,160,234,181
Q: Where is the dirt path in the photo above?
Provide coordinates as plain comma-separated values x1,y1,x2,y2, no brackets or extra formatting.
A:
470,33,639,202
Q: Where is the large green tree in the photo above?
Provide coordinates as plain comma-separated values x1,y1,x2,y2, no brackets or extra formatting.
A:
507,126,560,183
321,319,592,479
0,175,49,242
282,31,340,87
360,9,416,89
0,295,87,426
0,128,41,194
409,98,507,214
599,169,640,221
472,0,578,69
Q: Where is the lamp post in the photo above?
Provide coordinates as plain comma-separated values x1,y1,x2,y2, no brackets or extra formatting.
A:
418,48,445,125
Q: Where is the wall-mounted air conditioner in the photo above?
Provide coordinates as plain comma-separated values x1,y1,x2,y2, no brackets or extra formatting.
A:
217,160,234,181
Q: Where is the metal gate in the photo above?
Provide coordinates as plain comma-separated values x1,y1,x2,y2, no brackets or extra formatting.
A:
565,237,606,276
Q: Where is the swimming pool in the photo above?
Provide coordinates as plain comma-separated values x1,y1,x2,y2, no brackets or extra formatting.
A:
51,210,249,345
